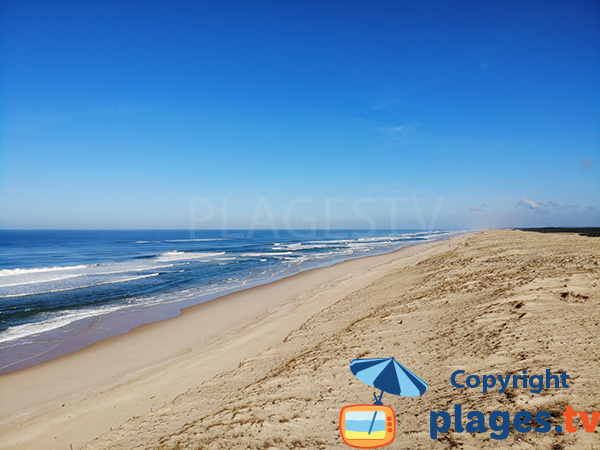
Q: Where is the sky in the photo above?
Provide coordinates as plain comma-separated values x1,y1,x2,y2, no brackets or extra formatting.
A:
1,0,598,230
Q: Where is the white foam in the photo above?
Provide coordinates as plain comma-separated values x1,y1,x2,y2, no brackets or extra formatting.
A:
157,251,225,262
0,274,84,288
298,243,340,249
241,252,294,257
0,265,90,277
277,242,302,248
0,273,160,298
0,304,127,344
164,238,227,242
0,261,180,289
92,263,176,275
306,239,353,245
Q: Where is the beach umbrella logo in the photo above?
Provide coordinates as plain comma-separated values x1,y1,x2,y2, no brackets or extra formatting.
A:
339,357,428,449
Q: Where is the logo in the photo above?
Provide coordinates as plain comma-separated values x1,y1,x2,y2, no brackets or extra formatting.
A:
340,357,428,448
430,369,599,440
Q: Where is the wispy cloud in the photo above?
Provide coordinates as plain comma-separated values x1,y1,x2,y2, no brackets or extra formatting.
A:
377,125,405,133
517,198,541,210
518,198,597,214
546,200,569,210
371,96,401,111
375,122,417,134
469,203,491,212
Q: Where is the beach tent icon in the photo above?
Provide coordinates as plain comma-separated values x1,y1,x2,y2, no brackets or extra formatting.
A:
339,357,427,448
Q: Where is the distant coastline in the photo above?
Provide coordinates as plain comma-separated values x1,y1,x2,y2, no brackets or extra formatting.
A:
515,227,600,237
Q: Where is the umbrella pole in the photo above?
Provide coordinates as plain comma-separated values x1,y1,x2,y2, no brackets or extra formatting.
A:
368,390,384,435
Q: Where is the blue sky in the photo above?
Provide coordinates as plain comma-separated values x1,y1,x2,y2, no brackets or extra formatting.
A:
1,0,598,230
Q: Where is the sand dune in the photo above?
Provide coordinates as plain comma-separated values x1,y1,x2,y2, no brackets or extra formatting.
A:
84,230,598,449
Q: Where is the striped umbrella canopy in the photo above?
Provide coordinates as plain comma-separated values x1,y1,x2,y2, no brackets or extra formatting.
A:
350,357,428,398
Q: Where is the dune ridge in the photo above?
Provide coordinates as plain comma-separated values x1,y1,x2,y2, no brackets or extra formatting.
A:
83,230,599,449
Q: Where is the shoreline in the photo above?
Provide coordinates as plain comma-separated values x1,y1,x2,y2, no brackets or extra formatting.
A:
0,232,460,375
0,235,459,450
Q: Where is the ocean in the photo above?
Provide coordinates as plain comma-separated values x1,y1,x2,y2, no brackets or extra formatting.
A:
0,229,461,373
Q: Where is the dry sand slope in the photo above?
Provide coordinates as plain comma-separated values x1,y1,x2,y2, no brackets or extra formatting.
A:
85,230,599,450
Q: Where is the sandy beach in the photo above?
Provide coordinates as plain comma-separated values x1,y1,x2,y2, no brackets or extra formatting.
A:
1,230,598,449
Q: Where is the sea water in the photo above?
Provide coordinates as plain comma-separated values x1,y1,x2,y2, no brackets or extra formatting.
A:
0,229,461,373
